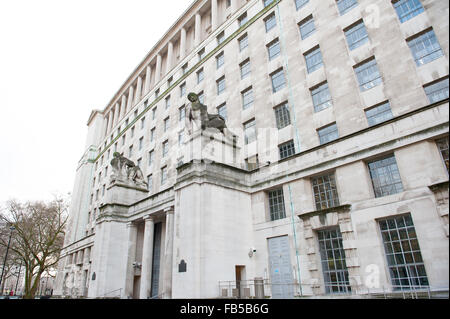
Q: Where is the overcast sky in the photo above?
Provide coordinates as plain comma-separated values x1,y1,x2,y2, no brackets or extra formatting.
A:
0,0,190,204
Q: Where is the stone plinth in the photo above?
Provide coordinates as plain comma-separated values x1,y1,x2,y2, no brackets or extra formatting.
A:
104,181,148,207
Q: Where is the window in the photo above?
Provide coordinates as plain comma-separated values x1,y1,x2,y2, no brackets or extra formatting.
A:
267,39,281,61
162,140,169,157
217,31,225,45
134,110,138,119
198,48,205,61
240,59,251,79
354,57,382,91
122,134,126,146
274,102,291,129
139,137,144,150
407,29,444,66
150,128,155,142
197,68,204,84
179,105,186,122
167,76,173,88
344,20,369,50
379,214,429,290
312,172,340,210
226,0,231,8
182,63,188,75
305,46,323,74
245,155,259,170
217,76,226,95
148,150,154,166
178,131,184,146
141,117,146,129
198,91,204,104
102,185,106,196
318,228,351,294
271,68,286,93
311,82,332,112
216,52,225,69
131,126,135,138
152,107,157,120
239,33,249,52
155,88,160,99
264,0,274,7
265,13,276,32
336,0,358,15
365,101,394,126
137,158,142,168
165,96,171,109
164,117,170,132
424,78,449,103
368,155,403,198
180,82,186,97
436,137,449,174
238,12,248,27
161,166,168,185
129,145,133,157
279,140,295,159
242,87,254,110
268,188,286,221
393,0,424,23
299,16,315,40
147,175,153,191
295,0,309,10
125,118,129,127
318,123,339,144
114,142,117,153
244,119,256,145
217,103,227,120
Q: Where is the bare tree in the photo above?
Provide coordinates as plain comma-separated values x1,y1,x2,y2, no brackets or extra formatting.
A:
0,196,68,299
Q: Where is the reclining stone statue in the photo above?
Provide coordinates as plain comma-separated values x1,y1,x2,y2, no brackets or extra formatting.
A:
186,92,227,135
110,152,147,188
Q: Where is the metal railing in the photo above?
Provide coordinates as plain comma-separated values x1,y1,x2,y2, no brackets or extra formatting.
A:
218,280,449,299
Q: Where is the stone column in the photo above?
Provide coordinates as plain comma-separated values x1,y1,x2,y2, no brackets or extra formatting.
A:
123,222,138,299
155,54,162,84
195,13,202,46
140,215,155,299
144,65,152,94
127,86,134,110
166,42,173,74
121,95,127,119
115,102,121,126
211,0,218,31
109,108,115,132
163,207,174,299
180,28,187,59
134,76,143,105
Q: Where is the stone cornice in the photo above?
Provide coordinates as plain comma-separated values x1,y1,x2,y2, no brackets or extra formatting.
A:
297,205,352,220
428,180,449,193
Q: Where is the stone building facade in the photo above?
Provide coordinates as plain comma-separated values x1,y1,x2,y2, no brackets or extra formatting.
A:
54,0,449,299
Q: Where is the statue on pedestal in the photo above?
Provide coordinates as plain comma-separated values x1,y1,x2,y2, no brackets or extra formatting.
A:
186,92,227,135
110,152,147,189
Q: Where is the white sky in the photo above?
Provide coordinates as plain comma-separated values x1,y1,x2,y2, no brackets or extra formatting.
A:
0,0,190,204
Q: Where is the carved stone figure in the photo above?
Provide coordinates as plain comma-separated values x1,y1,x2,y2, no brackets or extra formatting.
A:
186,92,227,134
110,152,147,188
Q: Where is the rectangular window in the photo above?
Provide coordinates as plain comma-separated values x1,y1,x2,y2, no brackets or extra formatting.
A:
217,76,226,95
238,12,248,27
345,20,369,50
244,119,256,145
424,78,449,103
245,155,259,171
279,140,296,159
354,57,382,91
305,46,323,73
239,34,249,52
264,0,274,7
240,59,251,79
161,166,168,185
162,140,169,157
178,131,184,146
268,188,286,221
198,91,204,104
182,63,188,75
312,173,340,210
122,134,126,146
147,175,153,191
379,214,429,290
274,102,291,129
267,39,281,61
393,0,424,23
368,155,403,198
407,29,444,66
139,137,144,150
137,158,142,168
129,145,133,158
180,82,186,97
167,76,173,88
365,101,394,126
295,0,309,10
265,13,277,32
179,106,186,122
198,48,205,61
148,150,154,166
155,88,160,99
131,126,135,138
318,228,351,294
318,123,339,145
242,87,254,110
150,128,155,142
197,68,204,84
164,117,170,132
311,82,332,112
271,68,286,93
141,117,146,129
217,103,227,121
299,15,316,40
436,137,449,174
165,96,171,110
336,0,358,15
216,52,225,69
217,31,225,45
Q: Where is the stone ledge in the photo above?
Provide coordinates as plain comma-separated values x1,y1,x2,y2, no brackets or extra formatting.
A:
428,180,449,193
297,204,352,220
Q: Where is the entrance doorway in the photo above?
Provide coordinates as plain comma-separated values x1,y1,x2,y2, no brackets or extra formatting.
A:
235,265,246,298
268,236,294,299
